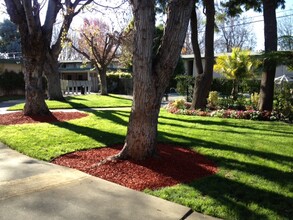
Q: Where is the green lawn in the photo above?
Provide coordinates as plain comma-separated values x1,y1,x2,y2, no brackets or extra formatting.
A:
0,109,292,219
8,94,132,110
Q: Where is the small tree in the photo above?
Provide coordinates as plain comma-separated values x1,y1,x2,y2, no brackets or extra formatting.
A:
70,18,123,95
214,47,258,100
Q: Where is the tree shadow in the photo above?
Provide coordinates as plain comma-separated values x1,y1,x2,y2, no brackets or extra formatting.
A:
52,120,125,150
159,114,293,135
185,174,293,219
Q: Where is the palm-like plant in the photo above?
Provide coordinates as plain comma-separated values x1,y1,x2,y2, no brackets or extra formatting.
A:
214,47,258,99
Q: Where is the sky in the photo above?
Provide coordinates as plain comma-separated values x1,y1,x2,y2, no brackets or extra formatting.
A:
0,0,293,52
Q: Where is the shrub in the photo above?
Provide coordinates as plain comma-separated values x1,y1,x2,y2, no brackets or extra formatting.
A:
250,92,260,109
106,70,132,94
175,75,194,101
274,82,293,121
0,70,24,93
207,91,219,109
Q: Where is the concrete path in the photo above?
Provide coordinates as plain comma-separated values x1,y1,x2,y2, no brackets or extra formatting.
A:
0,143,220,220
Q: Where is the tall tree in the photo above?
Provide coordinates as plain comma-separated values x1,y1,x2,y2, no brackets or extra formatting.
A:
44,0,93,101
222,0,286,111
4,0,51,115
3,0,93,114
112,0,195,160
0,19,21,53
70,18,123,95
191,0,215,110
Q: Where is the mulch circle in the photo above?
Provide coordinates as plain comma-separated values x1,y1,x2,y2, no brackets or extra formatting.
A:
1,111,218,191
0,111,88,125
52,143,218,191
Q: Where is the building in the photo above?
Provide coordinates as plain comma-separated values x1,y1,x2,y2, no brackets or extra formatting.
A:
0,59,101,96
181,53,293,80
59,60,99,94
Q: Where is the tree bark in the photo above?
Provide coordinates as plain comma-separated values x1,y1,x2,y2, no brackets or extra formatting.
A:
44,54,65,101
231,79,239,100
22,36,50,116
98,67,108,95
258,0,278,111
191,0,215,110
116,0,195,160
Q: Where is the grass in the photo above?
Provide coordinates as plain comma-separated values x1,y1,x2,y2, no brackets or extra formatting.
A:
0,109,292,219
7,94,132,110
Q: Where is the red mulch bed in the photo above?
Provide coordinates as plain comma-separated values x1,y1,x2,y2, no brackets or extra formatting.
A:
1,111,218,191
52,143,218,191
0,111,88,125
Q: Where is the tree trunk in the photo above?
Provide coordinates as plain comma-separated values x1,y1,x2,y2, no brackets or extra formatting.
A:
191,0,215,110
258,0,278,111
99,67,108,95
44,55,65,101
231,79,239,100
116,0,195,161
117,84,162,160
20,27,50,116
22,49,50,116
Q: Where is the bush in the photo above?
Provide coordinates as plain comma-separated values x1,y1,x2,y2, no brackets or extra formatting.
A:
0,70,24,93
207,91,219,109
250,92,259,109
106,70,132,94
175,75,194,101
274,83,293,121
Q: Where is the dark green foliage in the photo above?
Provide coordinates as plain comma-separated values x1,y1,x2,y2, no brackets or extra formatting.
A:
0,70,24,92
240,79,261,94
0,19,21,53
258,51,293,70
175,74,194,101
106,71,133,95
274,82,293,121
221,0,285,16
211,78,260,96
211,78,233,96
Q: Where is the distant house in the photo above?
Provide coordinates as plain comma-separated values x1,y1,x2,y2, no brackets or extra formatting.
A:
0,58,101,95
181,53,293,80
59,60,99,93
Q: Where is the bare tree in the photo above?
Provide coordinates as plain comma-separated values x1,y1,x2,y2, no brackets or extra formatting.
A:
215,14,257,53
278,13,293,50
3,0,93,114
70,18,124,95
183,8,205,54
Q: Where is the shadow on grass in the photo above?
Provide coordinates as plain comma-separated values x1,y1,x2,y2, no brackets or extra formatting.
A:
159,114,293,136
157,130,293,218
51,109,292,219
187,175,293,219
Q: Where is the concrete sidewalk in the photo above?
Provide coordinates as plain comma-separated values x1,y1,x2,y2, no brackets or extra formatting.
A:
0,143,219,220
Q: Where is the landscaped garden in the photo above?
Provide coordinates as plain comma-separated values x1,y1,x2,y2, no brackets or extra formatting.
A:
0,98,292,219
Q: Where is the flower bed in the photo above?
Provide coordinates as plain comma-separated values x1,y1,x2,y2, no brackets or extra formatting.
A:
165,100,289,122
